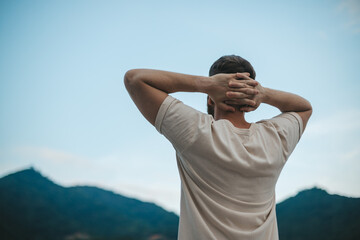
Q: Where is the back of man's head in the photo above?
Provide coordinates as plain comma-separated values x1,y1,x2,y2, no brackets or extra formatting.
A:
209,55,256,78
207,55,256,116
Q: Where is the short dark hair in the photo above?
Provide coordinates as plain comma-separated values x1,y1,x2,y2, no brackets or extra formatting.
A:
207,55,256,116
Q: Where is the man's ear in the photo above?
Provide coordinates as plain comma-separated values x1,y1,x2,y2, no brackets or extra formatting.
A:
207,96,214,106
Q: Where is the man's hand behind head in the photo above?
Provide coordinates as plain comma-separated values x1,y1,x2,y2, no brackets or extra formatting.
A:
224,73,261,112
207,72,259,113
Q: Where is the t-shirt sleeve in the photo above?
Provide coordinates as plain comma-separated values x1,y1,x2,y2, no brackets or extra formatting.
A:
269,112,304,160
155,95,211,153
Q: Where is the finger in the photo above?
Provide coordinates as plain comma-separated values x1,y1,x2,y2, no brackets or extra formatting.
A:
229,79,258,88
229,81,248,88
224,98,256,106
242,99,256,106
219,102,235,112
226,92,258,103
239,106,256,112
229,87,258,95
224,100,249,106
236,72,251,80
244,79,258,87
224,100,239,105
242,88,259,95
226,96,256,106
226,91,249,99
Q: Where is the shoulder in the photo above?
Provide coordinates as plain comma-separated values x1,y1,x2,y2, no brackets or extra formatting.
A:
255,112,303,159
258,112,303,131
253,112,304,148
272,112,303,136
155,95,212,132
154,95,213,152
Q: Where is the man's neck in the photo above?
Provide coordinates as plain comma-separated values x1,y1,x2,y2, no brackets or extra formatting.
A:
214,109,251,129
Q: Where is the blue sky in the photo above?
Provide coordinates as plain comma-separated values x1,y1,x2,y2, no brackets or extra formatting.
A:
1,0,359,213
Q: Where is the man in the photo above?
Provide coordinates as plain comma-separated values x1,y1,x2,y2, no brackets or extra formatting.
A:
124,55,312,240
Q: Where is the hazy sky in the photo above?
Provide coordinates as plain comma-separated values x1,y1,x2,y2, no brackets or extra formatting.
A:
1,0,359,213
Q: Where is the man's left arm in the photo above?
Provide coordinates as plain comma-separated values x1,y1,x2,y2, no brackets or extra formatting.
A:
124,69,258,125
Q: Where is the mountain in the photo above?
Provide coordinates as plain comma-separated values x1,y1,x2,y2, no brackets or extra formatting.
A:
276,187,360,240
1,168,359,240
0,168,179,240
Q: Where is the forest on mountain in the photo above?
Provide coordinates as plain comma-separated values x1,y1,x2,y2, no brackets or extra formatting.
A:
1,168,359,240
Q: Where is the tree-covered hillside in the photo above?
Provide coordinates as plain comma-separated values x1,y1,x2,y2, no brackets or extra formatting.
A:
1,168,359,240
0,168,179,240
277,187,360,240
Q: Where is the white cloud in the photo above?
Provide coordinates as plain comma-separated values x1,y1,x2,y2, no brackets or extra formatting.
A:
306,109,360,137
342,148,360,162
112,182,180,214
276,107,360,203
14,146,90,164
1,145,182,213
317,30,329,41
338,0,360,33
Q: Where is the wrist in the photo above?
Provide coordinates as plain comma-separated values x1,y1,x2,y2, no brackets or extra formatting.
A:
196,76,212,94
260,87,271,104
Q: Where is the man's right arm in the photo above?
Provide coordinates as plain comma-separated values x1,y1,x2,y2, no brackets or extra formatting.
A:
227,82,312,129
261,88,312,129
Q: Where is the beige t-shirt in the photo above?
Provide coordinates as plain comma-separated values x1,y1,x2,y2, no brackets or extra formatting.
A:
155,96,303,240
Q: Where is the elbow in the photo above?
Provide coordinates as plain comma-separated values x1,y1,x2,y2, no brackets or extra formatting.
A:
307,100,313,113
124,69,147,95
304,100,313,120
124,69,139,89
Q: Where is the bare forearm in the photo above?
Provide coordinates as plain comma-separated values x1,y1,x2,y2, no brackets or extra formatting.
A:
124,69,258,125
259,87,312,129
262,88,312,113
124,69,208,94
124,69,211,125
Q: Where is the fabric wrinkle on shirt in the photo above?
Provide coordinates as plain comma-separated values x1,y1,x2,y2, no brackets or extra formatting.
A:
155,96,303,240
